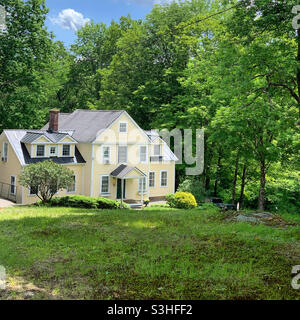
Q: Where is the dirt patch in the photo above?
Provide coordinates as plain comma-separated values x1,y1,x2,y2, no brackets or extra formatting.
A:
0,198,15,208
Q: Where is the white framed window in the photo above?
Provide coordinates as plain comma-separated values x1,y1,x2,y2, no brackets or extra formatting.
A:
67,175,76,193
102,146,110,164
118,145,128,163
29,185,38,196
139,146,147,163
100,175,110,194
138,176,147,192
149,172,155,188
160,170,168,187
36,145,45,157
49,146,57,157
62,144,71,156
2,142,8,161
154,144,161,156
10,175,16,195
119,122,128,133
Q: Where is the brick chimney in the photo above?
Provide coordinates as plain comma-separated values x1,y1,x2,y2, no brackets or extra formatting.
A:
48,109,59,132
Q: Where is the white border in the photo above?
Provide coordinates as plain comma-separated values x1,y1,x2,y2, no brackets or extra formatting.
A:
160,170,168,188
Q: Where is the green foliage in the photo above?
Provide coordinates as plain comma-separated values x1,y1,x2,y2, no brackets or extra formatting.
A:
45,195,127,210
177,178,208,204
197,202,220,213
19,160,74,203
166,192,197,209
1,206,300,299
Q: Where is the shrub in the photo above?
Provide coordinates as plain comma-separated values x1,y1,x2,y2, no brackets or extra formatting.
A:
117,201,131,209
166,193,176,208
166,192,197,209
46,195,124,210
197,202,220,213
177,178,208,204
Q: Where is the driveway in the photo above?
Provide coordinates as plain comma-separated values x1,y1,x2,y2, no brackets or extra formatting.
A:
0,198,15,208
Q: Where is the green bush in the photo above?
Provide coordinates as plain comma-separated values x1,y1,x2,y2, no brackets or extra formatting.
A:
177,178,208,204
197,202,220,213
166,192,197,209
117,201,131,209
45,195,124,210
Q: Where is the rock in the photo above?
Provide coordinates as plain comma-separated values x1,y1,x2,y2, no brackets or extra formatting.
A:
235,215,260,223
24,291,35,298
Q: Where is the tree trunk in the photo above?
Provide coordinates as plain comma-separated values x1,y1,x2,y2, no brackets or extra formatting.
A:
231,152,239,203
238,164,247,208
258,160,266,211
213,152,222,197
297,30,300,119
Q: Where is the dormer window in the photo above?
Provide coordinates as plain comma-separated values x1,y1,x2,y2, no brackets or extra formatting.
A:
119,122,128,133
36,145,45,157
50,146,57,157
62,145,71,157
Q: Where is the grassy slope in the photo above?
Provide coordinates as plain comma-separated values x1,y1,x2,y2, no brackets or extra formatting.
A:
0,206,300,300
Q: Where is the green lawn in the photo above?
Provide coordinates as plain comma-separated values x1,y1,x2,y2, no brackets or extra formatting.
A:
0,206,300,300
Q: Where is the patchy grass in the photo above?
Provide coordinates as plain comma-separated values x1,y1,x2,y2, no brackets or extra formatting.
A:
0,206,300,300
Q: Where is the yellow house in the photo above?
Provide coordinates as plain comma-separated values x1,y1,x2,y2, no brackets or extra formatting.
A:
0,109,177,205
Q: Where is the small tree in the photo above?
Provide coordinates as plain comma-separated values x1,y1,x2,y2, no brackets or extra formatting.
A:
19,160,74,203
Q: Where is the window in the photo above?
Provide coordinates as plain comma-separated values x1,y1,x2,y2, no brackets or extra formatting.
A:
118,146,127,163
119,122,128,133
149,172,155,188
138,176,147,192
30,185,38,196
67,175,76,193
2,142,8,161
140,146,147,163
102,146,110,163
100,175,110,194
36,145,45,157
10,176,16,195
160,171,168,187
154,144,161,156
50,146,57,157
62,144,71,156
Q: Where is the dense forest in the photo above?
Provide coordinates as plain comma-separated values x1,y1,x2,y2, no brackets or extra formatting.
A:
0,0,299,212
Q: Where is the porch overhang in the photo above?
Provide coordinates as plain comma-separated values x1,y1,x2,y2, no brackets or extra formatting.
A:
110,164,147,206
110,164,146,179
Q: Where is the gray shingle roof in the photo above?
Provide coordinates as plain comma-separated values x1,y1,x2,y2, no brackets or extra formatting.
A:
21,143,85,165
42,109,124,143
21,131,75,144
110,164,146,179
3,130,85,166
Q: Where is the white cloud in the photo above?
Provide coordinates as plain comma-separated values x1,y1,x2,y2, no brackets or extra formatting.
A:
50,9,90,32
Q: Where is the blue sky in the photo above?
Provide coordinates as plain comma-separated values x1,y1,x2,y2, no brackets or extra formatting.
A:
45,0,167,46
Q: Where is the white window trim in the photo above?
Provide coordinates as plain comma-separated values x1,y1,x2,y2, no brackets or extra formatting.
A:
118,145,128,164
29,185,38,197
160,170,168,188
67,174,77,193
100,175,110,195
154,144,161,156
2,142,8,161
36,145,45,158
62,144,71,157
10,175,16,195
149,171,155,188
138,176,147,193
102,146,111,164
49,146,58,157
139,145,147,163
119,121,128,133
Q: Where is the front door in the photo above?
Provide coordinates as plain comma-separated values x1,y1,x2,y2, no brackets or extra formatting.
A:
116,179,126,199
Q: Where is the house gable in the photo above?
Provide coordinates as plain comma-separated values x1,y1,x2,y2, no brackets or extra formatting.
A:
94,111,150,144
